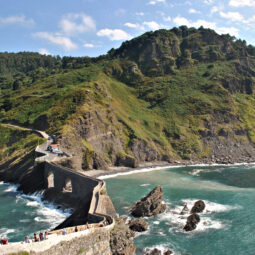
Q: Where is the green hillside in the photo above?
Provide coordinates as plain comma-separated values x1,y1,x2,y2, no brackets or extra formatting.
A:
1,26,255,170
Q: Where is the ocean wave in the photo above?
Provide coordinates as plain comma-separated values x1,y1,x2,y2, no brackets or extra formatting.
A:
0,228,15,237
140,183,150,187
4,184,19,193
189,168,223,176
99,165,183,179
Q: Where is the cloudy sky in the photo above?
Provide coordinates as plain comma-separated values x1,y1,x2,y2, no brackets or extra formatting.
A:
1,0,255,57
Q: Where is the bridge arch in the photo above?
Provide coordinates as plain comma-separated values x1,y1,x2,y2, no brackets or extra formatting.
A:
47,171,54,188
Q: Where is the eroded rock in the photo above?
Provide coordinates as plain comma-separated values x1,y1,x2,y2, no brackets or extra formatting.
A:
183,213,200,232
131,186,166,217
110,218,136,255
129,218,148,232
190,200,205,213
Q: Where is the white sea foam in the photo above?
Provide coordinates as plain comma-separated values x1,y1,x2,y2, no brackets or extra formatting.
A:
0,228,15,237
4,184,19,193
140,183,150,187
190,168,223,176
144,244,176,255
153,221,160,225
159,199,237,233
19,219,30,223
99,165,183,179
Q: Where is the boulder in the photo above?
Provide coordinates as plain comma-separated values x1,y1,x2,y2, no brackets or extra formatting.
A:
163,250,173,255
131,186,166,217
183,213,200,232
129,218,148,232
146,248,162,255
190,200,205,213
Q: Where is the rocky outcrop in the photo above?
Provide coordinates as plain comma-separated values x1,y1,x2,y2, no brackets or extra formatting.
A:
129,218,148,232
183,213,200,232
190,200,205,214
146,248,173,255
131,186,166,217
110,218,136,255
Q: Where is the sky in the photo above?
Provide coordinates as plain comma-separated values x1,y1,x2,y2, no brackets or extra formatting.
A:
1,0,255,57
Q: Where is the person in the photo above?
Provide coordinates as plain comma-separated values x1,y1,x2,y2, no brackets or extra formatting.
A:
44,231,48,240
1,236,8,245
86,222,89,229
24,236,30,243
75,226,78,232
34,233,39,242
62,228,67,235
39,232,44,241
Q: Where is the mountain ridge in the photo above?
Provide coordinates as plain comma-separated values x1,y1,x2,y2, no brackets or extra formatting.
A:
1,26,255,172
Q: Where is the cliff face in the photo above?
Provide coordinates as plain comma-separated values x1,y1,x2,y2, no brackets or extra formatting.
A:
1,27,255,170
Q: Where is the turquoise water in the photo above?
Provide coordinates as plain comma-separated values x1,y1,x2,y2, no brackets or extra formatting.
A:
0,182,69,242
105,164,255,255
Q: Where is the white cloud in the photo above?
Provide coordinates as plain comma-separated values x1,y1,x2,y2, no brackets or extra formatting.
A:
220,11,244,22
216,26,239,37
83,43,95,48
59,13,96,36
124,22,140,28
33,32,77,50
38,48,51,55
173,16,216,29
143,21,160,30
163,16,171,22
97,29,132,41
211,6,220,13
136,12,145,16
229,0,255,7
204,0,214,4
189,8,200,14
148,0,165,5
0,15,34,26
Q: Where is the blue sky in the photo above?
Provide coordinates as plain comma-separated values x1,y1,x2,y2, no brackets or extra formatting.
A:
1,0,255,57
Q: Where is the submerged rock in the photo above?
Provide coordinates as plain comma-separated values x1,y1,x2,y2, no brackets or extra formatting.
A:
180,203,189,215
129,218,148,232
146,248,162,255
131,185,166,217
163,250,173,255
190,200,205,213
183,213,200,232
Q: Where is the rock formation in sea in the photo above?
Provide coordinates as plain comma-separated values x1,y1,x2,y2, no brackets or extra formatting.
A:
130,185,166,217
129,218,148,232
190,200,206,213
146,248,173,255
183,213,200,231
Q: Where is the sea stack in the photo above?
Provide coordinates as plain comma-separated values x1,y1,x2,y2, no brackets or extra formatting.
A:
131,185,166,217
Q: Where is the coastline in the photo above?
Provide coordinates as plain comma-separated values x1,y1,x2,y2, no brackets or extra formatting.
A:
84,159,255,179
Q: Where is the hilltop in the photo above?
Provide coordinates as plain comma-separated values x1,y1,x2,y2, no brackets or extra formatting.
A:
1,26,255,174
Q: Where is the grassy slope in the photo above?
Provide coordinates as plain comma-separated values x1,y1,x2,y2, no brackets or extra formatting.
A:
1,28,255,165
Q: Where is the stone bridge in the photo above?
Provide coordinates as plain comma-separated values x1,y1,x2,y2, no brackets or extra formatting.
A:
44,162,99,200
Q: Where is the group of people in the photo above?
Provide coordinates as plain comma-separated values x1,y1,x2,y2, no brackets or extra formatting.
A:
24,231,48,243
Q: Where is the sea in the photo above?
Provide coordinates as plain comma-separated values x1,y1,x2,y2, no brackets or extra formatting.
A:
0,182,70,242
1,164,255,255
104,163,255,255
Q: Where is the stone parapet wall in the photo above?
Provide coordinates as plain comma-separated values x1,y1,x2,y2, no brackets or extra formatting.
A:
0,223,114,255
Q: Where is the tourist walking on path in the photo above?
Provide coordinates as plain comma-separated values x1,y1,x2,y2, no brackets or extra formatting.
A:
1,237,8,245
24,236,30,243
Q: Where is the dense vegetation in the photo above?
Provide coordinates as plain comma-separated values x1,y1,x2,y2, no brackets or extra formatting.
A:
1,26,255,168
